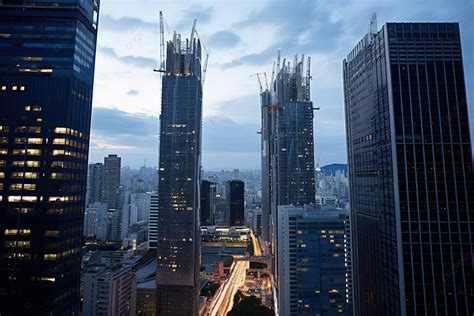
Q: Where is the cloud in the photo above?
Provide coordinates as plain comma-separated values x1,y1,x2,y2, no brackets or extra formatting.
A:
176,6,213,30
99,46,157,69
127,89,139,96
207,30,241,49
100,14,156,32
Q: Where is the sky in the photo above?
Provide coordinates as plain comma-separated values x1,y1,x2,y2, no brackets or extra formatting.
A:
88,0,474,170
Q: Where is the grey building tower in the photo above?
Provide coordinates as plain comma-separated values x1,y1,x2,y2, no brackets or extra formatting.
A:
156,20,205,315
87,162,103,205
344,20,474,315
0,0,100,314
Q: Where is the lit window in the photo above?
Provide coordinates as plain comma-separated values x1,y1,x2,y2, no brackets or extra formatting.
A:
0,183,3,190
36,118,43,122
52,150,65,156
20,86,26,91
28,138,43,144
45,230,59,237
4,253,31,260
1,86,6,91
4,229,31,236
50,173,63,179
12,86,17,91
8,196,37,202
0,126,8,132
0,160,5,167
5,240,30,248
54,127,67,134
29,127,41,133
53,138,66,145
32,106,41,112
24,105,31,111
51,161,64,168
0,172,4,179
11,172,39,179
0,149,7,155
44,254,58,260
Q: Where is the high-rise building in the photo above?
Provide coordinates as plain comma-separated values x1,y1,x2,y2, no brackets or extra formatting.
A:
201,180,217,226
87,162,104,205
0,1,99,314
156,23,205,315
83,265,137,316
84,202,108,240
260,52,316,276
102,154,121,210
277,205,351,316
344,20,474,315
225,180,245,226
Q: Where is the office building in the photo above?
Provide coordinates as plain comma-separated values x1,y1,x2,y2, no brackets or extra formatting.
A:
200,180,217,226
0,1,99,314
277,205,351,316
344,20,474,315
225,180,245,226
156,22,205,315
83,265,137,316
87,162,104,205
102,154,121,209
84,202,108,240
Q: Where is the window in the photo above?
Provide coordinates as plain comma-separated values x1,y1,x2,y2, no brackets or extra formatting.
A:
12,149,41,156
4,229,31,236
11,172,39,179
0,137,7,144
54,127,67,134
44,254,58,260
0,126,8,132
10,183,36,191
5,240,30,248
28,138,43,144
45,230,59,237
8,196,37,202
51,161,64,168
29,127,41,133
12,160,40,167
0,172,4,179
0,149,7,155
3,253,31,260
53,138,66,145
0,160,5,167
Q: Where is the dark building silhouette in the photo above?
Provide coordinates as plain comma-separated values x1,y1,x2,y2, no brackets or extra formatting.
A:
0,0,100,314
225,180,244,226
200,180,216,226
156,24,205,315
344,20,474,315
86,162,103,205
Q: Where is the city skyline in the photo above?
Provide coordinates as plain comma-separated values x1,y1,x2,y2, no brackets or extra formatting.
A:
88,0,474,169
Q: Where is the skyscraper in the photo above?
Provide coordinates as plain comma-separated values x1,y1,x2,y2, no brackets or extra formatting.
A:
0,0,99,314
344,20,474,315
225,180,245,226
156,23,205,315
87,162,104,205
201,180,217,226
260,52,316,264
102,154,121,210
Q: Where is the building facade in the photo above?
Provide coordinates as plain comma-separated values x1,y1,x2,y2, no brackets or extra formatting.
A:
87,162,104,205
344,21,474,315
148,192,158,250
277,205,351,316
200,180,217,226
225,180,245,226
0,0,99,314
83,265,137,316
156,27,204,315
84,202,108,240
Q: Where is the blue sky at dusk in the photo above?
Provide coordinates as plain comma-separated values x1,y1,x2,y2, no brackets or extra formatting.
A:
89,0,474,169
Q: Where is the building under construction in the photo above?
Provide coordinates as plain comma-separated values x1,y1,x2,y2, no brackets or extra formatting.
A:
156,13,207,316
259,50,316,267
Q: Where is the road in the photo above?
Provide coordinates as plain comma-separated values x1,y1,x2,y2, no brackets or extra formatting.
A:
209,260,249,316
250,230,262,257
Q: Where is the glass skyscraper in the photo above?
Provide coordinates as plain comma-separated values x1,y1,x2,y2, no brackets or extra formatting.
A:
0,0,99,314
225,180,244,226
156,29,204,315
344,21,473,315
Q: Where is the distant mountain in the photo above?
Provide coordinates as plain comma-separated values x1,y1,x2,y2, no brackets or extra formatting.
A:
320,163,347,176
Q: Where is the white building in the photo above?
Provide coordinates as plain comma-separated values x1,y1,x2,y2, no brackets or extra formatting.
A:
84,202,108,240
148,192,159,249
83,265,136,316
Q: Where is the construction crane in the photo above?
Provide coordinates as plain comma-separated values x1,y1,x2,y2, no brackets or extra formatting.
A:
249,73,266,93
154,11,166,74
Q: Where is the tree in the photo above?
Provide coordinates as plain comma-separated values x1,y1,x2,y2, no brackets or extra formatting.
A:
227,294,275,316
